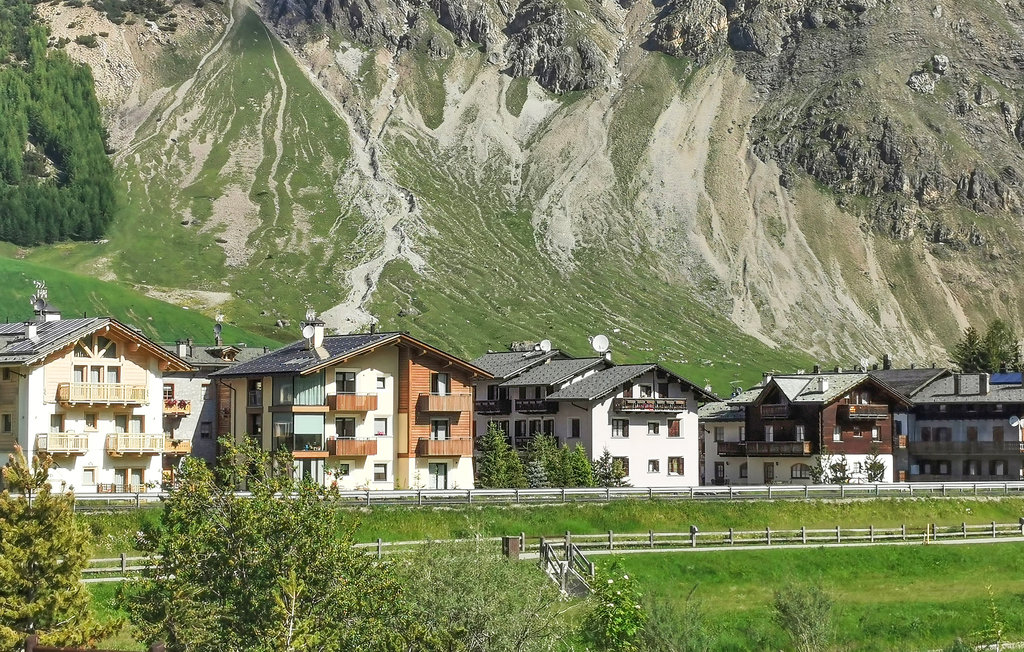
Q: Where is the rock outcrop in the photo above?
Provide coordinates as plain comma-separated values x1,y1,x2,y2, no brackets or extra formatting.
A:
503,0,606,92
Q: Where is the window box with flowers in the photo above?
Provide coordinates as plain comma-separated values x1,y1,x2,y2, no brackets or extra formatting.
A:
163,398,192,416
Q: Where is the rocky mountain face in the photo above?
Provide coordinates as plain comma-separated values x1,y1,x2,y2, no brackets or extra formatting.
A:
30,0,1024,388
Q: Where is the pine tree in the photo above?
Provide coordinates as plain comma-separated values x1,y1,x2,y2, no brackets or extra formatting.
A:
502,445,528,489
476,423,509,488
829,454,851,484
547,444,573,488
593,448,615,487
982,319,1021,372
567,445,594,487
0,446,117,648
526,459,549,488
810,444,833,484
863,443,887,483
610,458,631,487
951,326,985,372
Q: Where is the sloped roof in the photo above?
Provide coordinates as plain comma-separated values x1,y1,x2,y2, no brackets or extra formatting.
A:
162,344,272,370
546,364,719,403
698,401,745,421
870,368,949,397
469,349,561,380
727,385,766,406
745,372,911,406
913,373,1024,404
499,357,606,387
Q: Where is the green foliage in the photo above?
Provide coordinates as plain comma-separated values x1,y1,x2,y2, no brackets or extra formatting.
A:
951,319,1022,372
525,435,594,488
594,448,630,487
810,444,833,484
73,33,98,48
567,444,594,487
0,0,117,245
583,561,648,652
0,446,118,647
526,458,549,488
640,595,717,652
393,542,570,651
476,422,526,488
771,581,834,652
864,443,886,482
119,439,427,651
829,453,851,485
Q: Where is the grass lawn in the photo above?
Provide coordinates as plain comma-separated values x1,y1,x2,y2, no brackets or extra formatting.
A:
606,543,1024,651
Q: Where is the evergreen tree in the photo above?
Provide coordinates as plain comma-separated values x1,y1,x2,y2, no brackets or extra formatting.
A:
863,443,887,483
593,448,615,487
476,423,509,488
526,459,549,489
0,446,117,648
810,444,833,484
982,319,1021,372
829,454,851,484
547,444,573,488
568,444,594,487
503,444,528,489
610,458,631,487
951,326,985,372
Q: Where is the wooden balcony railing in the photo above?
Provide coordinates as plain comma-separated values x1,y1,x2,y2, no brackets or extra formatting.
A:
327,393,378,412
164,438,192,455
844,404,889,420
328,437,378,457
475,399,512,414
418,393,473,413
36,433,89,455
514,398,559,414
907,440,1024,455
57,382,148,405
758,404,790,419
416,437,473,457
163,399,192,416
105,433,166,456
613,397,690,413
717,440,812,457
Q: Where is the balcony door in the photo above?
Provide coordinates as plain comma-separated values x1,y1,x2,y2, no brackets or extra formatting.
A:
90,366,102,384
431,373,449,396
431,419,449,441
429,462,448,489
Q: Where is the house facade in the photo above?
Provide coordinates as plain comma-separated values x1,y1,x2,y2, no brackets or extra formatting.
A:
211,320,490,490
0,301,191,492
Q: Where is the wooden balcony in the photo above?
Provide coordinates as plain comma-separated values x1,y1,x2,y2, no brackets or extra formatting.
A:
418,393,473,413
514,398,558,414
476,399,512,415
36,433,89,455
163,438,192,455
758,404,790,419
57,382,148,406
613,397,690,413
163,399,192,416
844,404,889,420
907,440,1024,455
416,437,473,457
327,437,378,457
106,433,166,456
327,393,378,412
717,440,813,457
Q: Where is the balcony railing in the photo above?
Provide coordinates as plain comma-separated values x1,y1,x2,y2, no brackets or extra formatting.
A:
328,437,378,457
844,404,889,420
417,437,473,457
36,433,89,455
758,404,790,419
418,393,473,413
105,433,166,456
717,440,813,457
164,438,192,455
163,399,192,416
514,398,558,414
476,399,512,415
613,397,689,413
907,440,1024,455
327,393,378,412
58,382,148,405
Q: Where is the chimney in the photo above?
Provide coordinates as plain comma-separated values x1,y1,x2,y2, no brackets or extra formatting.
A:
369,321,377,335
953,373,961,395
24,321,37,340
818,377,829,394
834,366,841,373
176,339,190,358
979,373,990,396
883,354,892,370
813,364,820,374
1000,362,1008,373
300,309,325,350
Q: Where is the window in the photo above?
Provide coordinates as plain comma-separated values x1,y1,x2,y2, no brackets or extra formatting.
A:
668,419,680,438
921,427,932,441
871,427,880,441
993,426,1005,443
647,421,660,436
430,373,450,396
431,419,450,440
83,468,96,485
612,457,630,477
795,424,805,442
714,462,725,481
765,425,774,442
967,426,978,442
647,459,660,474
488,420,509,437
937,461,950,475
294,373,325,406
335,463,351,477
336,372,356,394
612,419,629,438
336,417,356,438
963,460,980,476
105,367,120,384
739,462,748,479
373,463,388,482
1,368,10,381
739,426,745,441
895,420,903,436
833,426,841,442
791,463,811,480
96,336,117,358
85,413,97,430
990,460,1007,476
939,404,948,413
668,457,684,475
275,377,294,405
200,422,212,439
995,403,1004,413
763,463,775,483
543,419,555,436
293,414,325,451
376,376,387,390
374,418,389,437
658,383,669,398
4,413,16,433
514,420,527,438
50,414,63,433
713,426,725,442
570,418,581,438
936,427,952,442
967,403,977,413
852,427,862,439
639,385,653,398
163,384,174,400
529,419,542,435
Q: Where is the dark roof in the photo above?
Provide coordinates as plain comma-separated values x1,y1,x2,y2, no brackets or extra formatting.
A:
0,317,190,370
161,343,271,370
870,368,949,397
698,401,745,421
913,373,1024,404
546,364,719,403
470,350,561,380
499,357,606,387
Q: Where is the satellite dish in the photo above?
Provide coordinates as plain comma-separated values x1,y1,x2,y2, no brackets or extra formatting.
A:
31,298,44,311
1010,416,1021,428
301,324,315,339
591,334,610,354
539,339,552,352
213,323,223,336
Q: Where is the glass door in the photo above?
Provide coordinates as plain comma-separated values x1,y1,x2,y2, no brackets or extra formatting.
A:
428,463,448,489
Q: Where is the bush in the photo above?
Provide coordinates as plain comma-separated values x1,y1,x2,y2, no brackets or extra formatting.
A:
583,562,648,652
74,34,98,47
772,581,834,652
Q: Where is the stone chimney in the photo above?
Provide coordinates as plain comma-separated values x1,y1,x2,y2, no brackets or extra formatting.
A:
813,364,820,374
953,373,961,395
817,377,829,394
979,373,990,396
883,353,892,370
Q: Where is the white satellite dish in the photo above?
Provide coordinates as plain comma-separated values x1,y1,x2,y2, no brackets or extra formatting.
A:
301,324,315,339
539,339,552,352
31,298,44,311
1010,416,1021,428
591,334,610,354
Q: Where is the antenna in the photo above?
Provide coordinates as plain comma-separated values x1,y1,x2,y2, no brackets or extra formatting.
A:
590,334,610,354
859,357,870,370
1010,416,1021,428
305,308,317,322
301,324,315,339
539,339,552,352
215,313,224,323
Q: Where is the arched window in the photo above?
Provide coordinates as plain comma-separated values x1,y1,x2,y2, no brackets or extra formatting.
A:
791,463,811,480
738,462,748,479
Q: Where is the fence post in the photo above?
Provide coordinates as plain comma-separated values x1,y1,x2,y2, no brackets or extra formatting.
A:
467,489,473,504
942,484,946,497
840,484,845,499
648,487,653,500
606,487,611,501
765,527,771,546
120,552,127,575
589,560,595,580
962,522,967,539
25,635,38,652
538,537,546,569
768,485,772,499
608,530,614,551
875,484,879,497
836,525,841,544
974,483,978,497
689,486,694,499
690,526,698,548
729,527,734,545
870,525,874,543
992,521,997,538
515,489,520,504
909,484,914,496
417,490,422,506
377,538,383,559
565,531,572,558
649,529,655,548
1019,518,1024,536
729,486,734,500
1005,483,1009,496
804,485,809,499
366,490,371,506
902,524,906,541
560,488,565,502
801,526,806,544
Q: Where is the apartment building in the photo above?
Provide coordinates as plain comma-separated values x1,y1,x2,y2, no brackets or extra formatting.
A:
473,344,718,487
0,298,191,492
211,319,490,490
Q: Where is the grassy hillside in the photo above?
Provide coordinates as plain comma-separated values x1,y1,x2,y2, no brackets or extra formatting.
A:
0,255,280,347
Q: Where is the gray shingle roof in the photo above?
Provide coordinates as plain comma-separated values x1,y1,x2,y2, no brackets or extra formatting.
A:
470,350,561,380
913,374,1024,404
698,401,745,421
161,344,272,370
211,332,401,377
546,364,658,401
870,368,949,397
499,357,606,387
0,318,111,364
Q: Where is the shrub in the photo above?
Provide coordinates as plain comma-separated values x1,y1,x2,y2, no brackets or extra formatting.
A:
583,562,648,651
772,581,834,652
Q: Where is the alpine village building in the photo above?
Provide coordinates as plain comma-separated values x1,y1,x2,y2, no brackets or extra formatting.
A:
0,295,192,492
210,317,491,490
